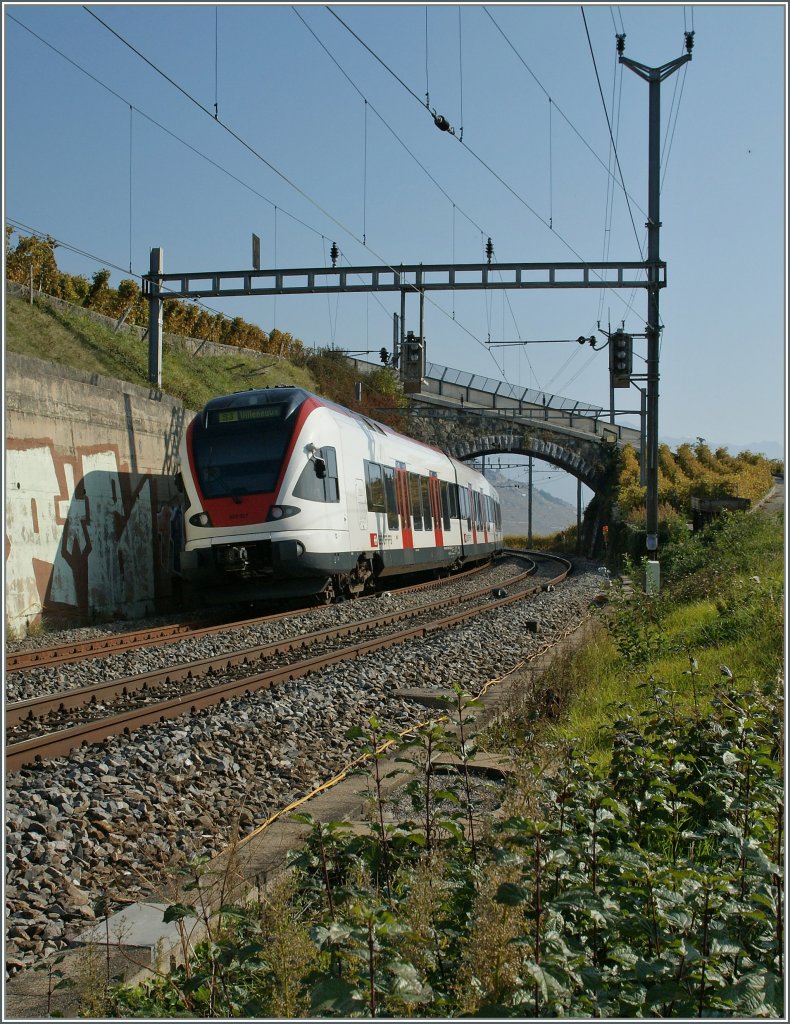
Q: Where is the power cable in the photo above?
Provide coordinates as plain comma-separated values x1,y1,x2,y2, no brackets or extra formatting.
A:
20,9,499,369
328,6,646,323
98,5,509,370
484,7,647,220
326,5,427,111
292,7,486,238
580,6,644,260
6,12,332,248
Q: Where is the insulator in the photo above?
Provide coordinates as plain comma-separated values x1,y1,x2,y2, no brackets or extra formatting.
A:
330,242,339,267
685,30,695,52
485,237,494,264
616,33,626,55
434,113,451,132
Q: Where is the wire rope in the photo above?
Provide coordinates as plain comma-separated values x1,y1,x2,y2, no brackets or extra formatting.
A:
293,7,486,238
484,7,647,220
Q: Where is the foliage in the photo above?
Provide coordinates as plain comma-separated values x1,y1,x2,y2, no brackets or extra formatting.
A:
6,228,304,359
108,670,783,1017
306,348,408,430
616,438,776,526
6,292,408,420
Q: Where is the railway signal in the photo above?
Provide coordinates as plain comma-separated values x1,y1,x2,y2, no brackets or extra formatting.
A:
609,329,633,388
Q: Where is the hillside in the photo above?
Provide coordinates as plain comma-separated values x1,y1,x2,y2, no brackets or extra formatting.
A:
4,289,318,410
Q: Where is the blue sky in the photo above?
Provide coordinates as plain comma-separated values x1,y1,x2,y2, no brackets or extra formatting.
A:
4,3,786,501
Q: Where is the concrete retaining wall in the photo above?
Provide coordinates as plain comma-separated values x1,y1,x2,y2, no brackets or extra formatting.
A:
5,352,192,636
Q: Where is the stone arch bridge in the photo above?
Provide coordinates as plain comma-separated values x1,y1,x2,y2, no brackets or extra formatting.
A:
352,358,642,552
407,402,623,554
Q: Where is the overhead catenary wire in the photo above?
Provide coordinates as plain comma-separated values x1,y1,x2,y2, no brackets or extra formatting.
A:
328,6,646,324
20,7,643,382
292,7,487,239
484,7,647,222
580,6,644,261
6,12,336,247
28,8,500,371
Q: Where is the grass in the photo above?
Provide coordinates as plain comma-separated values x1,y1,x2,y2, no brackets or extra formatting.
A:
5,293,317,410
493,510,784,768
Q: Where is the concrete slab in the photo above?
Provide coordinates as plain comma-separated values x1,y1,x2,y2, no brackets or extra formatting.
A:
77,901,181,953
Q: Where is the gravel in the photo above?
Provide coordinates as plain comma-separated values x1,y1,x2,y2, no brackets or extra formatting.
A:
5,559,608,978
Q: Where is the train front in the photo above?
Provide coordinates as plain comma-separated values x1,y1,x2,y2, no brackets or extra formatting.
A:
178,387,341,600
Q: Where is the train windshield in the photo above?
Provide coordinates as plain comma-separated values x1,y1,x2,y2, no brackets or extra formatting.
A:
192,404,293,499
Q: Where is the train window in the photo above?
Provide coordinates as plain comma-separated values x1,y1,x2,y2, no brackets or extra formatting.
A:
409,473,423,530
364,461,386,512
293,446,339,502
457,485,468,527
192,412,291,498
421,477,432,529
383,467,399,530
440,480,451,530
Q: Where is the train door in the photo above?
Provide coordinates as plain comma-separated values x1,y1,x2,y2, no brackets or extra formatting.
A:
468,484,477,545
395,467,413,550
428,474,443,548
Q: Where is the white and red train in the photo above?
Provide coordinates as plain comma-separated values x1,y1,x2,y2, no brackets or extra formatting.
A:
178,386,503,601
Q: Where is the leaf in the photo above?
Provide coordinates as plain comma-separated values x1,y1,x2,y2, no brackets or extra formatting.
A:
523,960,549,1000
495,881,529,905
433,788,461,804
217,903,247,920
162,903,197,923
309,976,364,1015
645,980,686,1007
437,817,464,840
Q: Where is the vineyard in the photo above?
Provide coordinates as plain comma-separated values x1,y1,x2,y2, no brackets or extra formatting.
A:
616,440,778,526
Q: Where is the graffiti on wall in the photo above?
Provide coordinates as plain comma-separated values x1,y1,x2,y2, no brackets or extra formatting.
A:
5,440,178,632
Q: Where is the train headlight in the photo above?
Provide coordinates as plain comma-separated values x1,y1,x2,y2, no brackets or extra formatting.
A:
189,512,212,527
267,505,300,521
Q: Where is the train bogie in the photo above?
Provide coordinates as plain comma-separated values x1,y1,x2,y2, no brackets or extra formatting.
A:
177,387,502,601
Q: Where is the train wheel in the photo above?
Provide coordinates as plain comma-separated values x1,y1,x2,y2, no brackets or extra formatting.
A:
317,580,336,605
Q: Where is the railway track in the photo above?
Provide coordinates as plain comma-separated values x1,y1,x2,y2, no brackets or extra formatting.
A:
7,552,602,986
6,552,569,773
5,557,499,675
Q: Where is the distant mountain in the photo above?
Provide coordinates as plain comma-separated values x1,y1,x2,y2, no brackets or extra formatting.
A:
485,469,577,538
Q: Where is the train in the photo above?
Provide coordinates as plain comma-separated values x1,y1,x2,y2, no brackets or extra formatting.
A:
177,386,503,602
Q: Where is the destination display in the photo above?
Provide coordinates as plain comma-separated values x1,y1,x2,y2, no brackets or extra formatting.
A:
212,406,283,425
